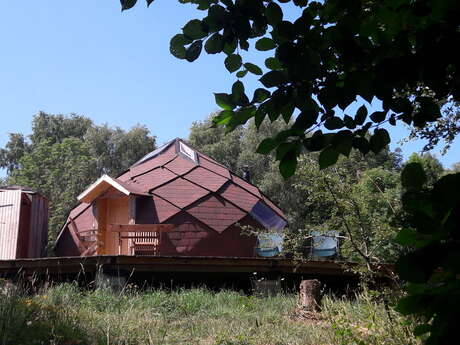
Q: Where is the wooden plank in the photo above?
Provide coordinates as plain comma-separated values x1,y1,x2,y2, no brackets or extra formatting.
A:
128,196,136,225
0,255,394,278
81,243,97,256
108,224,175,232
68,217,87,253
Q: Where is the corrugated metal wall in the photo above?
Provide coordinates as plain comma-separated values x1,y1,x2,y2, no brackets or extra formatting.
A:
0,190,22,259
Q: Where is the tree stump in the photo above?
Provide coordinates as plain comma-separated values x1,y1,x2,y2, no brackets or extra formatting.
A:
298,279,321,311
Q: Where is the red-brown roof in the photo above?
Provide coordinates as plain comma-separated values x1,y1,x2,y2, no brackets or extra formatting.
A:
57,138,287,243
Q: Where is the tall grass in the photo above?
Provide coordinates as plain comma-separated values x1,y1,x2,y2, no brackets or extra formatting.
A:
0,280,420,345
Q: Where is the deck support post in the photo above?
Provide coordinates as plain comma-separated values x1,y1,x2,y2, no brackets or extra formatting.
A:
95,267,127,291
298,279,321,311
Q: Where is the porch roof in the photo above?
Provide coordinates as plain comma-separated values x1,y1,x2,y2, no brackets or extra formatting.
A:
77,174,149,204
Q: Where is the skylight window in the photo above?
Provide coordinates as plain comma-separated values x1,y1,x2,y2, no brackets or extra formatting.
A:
179,142,197,162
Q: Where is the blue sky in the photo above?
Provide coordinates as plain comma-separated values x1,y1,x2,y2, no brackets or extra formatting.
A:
0,1,458,178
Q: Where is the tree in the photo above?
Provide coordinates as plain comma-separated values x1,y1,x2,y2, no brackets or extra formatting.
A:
405,152,444,187
449,161,460,173
0,133,31,175
123,0,460,176
293,153,402,268
30,111,93,146
189,112,243,172
1,112,157,243
85,124,156,176
189,113,403,262
395,164,460,345
406,101,460,154
10,138,97,243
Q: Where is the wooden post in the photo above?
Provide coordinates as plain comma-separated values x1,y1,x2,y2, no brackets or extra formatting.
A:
299,279,321,311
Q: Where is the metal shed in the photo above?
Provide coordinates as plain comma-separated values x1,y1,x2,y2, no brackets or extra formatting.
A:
0,186,48,259
54,138,287,258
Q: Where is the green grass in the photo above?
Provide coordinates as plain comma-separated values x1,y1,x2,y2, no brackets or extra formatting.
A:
0,281,419,345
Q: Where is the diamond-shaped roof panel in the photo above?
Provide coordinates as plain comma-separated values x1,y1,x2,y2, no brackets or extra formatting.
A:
198,155,231,179
183,167,228,192
152,177,209,209
164,156,197,176
186,194,246,233
231,174,261,198
152,195,181,223
132,167,177,191
220,182,259,212
120,143,177,180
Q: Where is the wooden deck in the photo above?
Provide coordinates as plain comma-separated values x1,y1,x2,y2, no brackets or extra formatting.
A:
0,255,358,277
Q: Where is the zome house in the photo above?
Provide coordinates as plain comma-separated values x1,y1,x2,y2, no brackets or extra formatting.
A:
54,139,287,257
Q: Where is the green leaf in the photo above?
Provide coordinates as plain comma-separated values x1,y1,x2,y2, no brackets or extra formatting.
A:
265,57,282,70
352,137,370,155
279,151,297,178
244,63,263,75
394,228,419,247
324,117,344,130
355,105,367,125
226,106,255,131
252,88,270,103
369,128,390,153
231,80,245,101
183,19,208,40
214,93,234,110
223,38,238,55
292,111,318,131
413,324,432,336
266,2,283,25
121,0,137,11
343,115,356,129
370,111,386,123
260,71,286,88
319,146,339,169
212,110,233,126
401,163,427,190
236,70,248,78
255,38,276,51
256,138,278,154
224,54,242,73
169,34,191,59
331,130,353,157
204,33,224,54
185,40,203,62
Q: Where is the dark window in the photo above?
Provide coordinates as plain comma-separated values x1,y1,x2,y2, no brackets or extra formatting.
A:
135,196,155,224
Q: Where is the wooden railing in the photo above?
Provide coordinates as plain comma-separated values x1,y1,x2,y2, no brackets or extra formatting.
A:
108,224,175,256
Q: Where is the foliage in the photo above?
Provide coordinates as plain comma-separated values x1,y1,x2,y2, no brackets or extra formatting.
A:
0,133,31,175
395,164,460,345
405,152,444,187
85,123,156,176
293,153,402,268
10,138,97,243
190,114,404,265
0,283,419,345
1,112,156,243
123,0,460,176
190,112,244,172
406,102,460,154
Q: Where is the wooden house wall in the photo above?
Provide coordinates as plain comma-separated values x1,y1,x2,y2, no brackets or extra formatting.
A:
15,194,31,258
0,190,48,259
27,193,49,258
